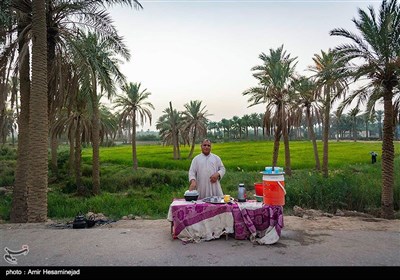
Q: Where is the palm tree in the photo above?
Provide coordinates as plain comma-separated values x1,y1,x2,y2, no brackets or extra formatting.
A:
181,100,210,159
309,49,348,178
348,107,360,141
156,103,182,159
99,105,119,146
330,0,400,219
231,116,242,139
8,0,31,223
333,109,344,141
249,113,260,138
114,82,154,170
243,45,297,175
241,114,251,139
74,31,128,195
52,86,92,195
292,75,322,171
206,121,218,138
220,118,231,139
26,0,48,222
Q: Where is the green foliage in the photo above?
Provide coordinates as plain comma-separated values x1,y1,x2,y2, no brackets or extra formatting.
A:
62,177,93,194
0,160,15,187
285,166,383,213
48,184,179,220
99,165,187,193
0,191,11,220
136,134,160,141
0,146,16,160
57,149,70,170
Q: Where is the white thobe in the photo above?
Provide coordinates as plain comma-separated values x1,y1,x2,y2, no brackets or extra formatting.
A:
188,153,226,199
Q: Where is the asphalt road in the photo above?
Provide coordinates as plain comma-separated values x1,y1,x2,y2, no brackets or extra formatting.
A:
1,218,399,271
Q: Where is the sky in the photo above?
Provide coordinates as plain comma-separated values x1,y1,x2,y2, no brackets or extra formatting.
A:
107,0,381,132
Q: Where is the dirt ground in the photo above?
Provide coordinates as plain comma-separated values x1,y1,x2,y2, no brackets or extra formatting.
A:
1,208,399,266
102,214,400,232
2,214,399,232
1,206,399,232
104,205,400,232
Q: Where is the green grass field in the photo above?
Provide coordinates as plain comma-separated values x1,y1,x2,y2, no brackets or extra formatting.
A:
82,140,394,172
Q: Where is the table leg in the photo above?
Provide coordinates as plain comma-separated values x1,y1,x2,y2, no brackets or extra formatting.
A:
170,222,177,239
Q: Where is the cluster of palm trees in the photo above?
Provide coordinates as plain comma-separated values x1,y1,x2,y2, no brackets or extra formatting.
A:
0,0,143,222
156,100,210,160
205,110,388,142
242,1,399,219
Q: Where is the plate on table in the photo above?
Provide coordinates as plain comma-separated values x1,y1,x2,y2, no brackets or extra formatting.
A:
203,196,234,204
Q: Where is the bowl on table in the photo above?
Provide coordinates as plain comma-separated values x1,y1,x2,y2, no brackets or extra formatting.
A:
184,194,199,201
254,182,263,196
184,190,199,201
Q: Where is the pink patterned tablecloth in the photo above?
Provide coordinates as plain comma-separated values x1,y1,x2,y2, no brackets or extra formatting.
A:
167,199,283,244
167,199,234,242
231,202,284,241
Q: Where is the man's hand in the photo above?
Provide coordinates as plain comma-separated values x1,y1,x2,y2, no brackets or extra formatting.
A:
189,179,196,190
210,173,220,183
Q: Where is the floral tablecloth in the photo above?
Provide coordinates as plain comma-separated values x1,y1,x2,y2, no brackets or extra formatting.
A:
167,199,283,244
232,201,283,244
167,199,234,243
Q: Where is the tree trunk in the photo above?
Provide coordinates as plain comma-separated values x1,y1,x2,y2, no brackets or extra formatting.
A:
176,131,181,159
306,107,320,171
381,93,394,219
282,108,291,176
50,134,58,177
188,125,197,159
68,132,75,177
10,25,30,223
322,88,330,178
283,131,291,175
27,0,48,222
91,86,100,195
132,111,138,170
272,125,282,168
47,20,58,179
75,117,84,195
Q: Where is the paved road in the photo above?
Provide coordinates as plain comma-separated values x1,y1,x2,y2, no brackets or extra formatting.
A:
1,218,399,272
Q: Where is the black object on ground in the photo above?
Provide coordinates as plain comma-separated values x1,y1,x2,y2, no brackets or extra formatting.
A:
72,213,87,229
370,151,378,164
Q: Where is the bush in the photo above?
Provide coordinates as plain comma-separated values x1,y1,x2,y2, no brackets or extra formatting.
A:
0,146,16,160
0,160,15,187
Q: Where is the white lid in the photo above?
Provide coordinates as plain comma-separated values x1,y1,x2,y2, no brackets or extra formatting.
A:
184,190,199,195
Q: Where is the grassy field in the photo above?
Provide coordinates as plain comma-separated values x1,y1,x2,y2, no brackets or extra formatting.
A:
81,140,392,172
1,140,399,221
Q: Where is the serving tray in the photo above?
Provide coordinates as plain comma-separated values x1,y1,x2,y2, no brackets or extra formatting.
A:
202,196,234,204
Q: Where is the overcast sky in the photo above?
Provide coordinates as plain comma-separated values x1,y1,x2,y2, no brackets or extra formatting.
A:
107,0,381,131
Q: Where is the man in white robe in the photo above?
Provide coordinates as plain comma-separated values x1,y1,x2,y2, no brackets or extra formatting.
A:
188,139,226,199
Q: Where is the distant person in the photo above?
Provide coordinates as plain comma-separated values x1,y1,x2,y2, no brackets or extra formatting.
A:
370,151,378,164
188,139,226,199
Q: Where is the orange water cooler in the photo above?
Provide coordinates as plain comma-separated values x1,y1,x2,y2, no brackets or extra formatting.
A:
261,167,286,206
